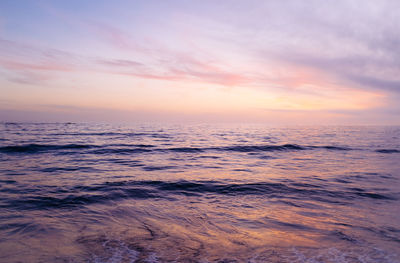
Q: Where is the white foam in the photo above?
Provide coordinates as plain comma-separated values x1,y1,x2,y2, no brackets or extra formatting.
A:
92,239,139,263
145,252,160,263
282,246,399,263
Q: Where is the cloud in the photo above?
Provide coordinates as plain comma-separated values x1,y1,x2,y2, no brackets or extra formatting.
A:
0,59,73,71
170,68,249,86
266,51,400,93
344,74,400,93
6,71,49,85
96,59,143,68
0,38,82,86
234,1,400,95
87,22,147,52
0,33,249,87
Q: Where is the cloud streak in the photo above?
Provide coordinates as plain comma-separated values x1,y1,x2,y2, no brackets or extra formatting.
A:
0,35,250,87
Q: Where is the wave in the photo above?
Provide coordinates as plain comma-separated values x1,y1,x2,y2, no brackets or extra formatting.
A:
3,143,396,155
310,145,353,151
218,144,306,152
48,132,171,139
0,143,97,153
3,180,396,210
375,149,400,153
49,132,148,137
0,143,156,154
0,143,305,154
167,147,205,153
89,148,152,155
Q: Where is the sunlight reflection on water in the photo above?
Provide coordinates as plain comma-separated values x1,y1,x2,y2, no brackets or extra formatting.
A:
0,123,399,262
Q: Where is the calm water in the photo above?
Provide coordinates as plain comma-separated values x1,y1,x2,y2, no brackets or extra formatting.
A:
0,123,399,263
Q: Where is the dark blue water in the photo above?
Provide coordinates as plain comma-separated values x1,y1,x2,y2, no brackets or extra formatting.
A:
0,123,399,262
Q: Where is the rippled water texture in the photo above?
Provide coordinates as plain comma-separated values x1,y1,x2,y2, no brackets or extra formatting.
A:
0,123,399,262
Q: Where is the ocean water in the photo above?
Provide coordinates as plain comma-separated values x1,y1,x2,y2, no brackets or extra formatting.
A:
0,123,399,263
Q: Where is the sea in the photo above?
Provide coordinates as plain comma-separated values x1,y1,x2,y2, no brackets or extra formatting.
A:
0,123,399,263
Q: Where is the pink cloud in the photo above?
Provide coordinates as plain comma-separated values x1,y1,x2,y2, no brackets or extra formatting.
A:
121,72,182,81
0,38,80,85
85,21,251,86
0,33,250,87
0,59,73,71
6,71,49,85
87,22,148,53
96,59,144,68
169,67,249,86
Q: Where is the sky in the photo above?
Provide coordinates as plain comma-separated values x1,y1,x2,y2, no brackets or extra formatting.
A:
0,0,399,124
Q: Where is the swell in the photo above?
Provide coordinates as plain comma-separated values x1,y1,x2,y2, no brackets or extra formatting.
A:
0,143,358,154
49,132,171,139
0,143,98,153
0,143,153,154
217,144,305,152
2,180,396,210
309,145,353,151
2,142,398,155
375,149,400,153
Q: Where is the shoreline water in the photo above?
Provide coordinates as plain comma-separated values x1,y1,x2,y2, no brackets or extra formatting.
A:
0,123,399,262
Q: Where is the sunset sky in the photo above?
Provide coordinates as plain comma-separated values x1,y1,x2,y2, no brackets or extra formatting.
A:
1,0,399,124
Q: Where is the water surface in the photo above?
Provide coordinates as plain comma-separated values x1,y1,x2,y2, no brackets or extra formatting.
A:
0,123,399,262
